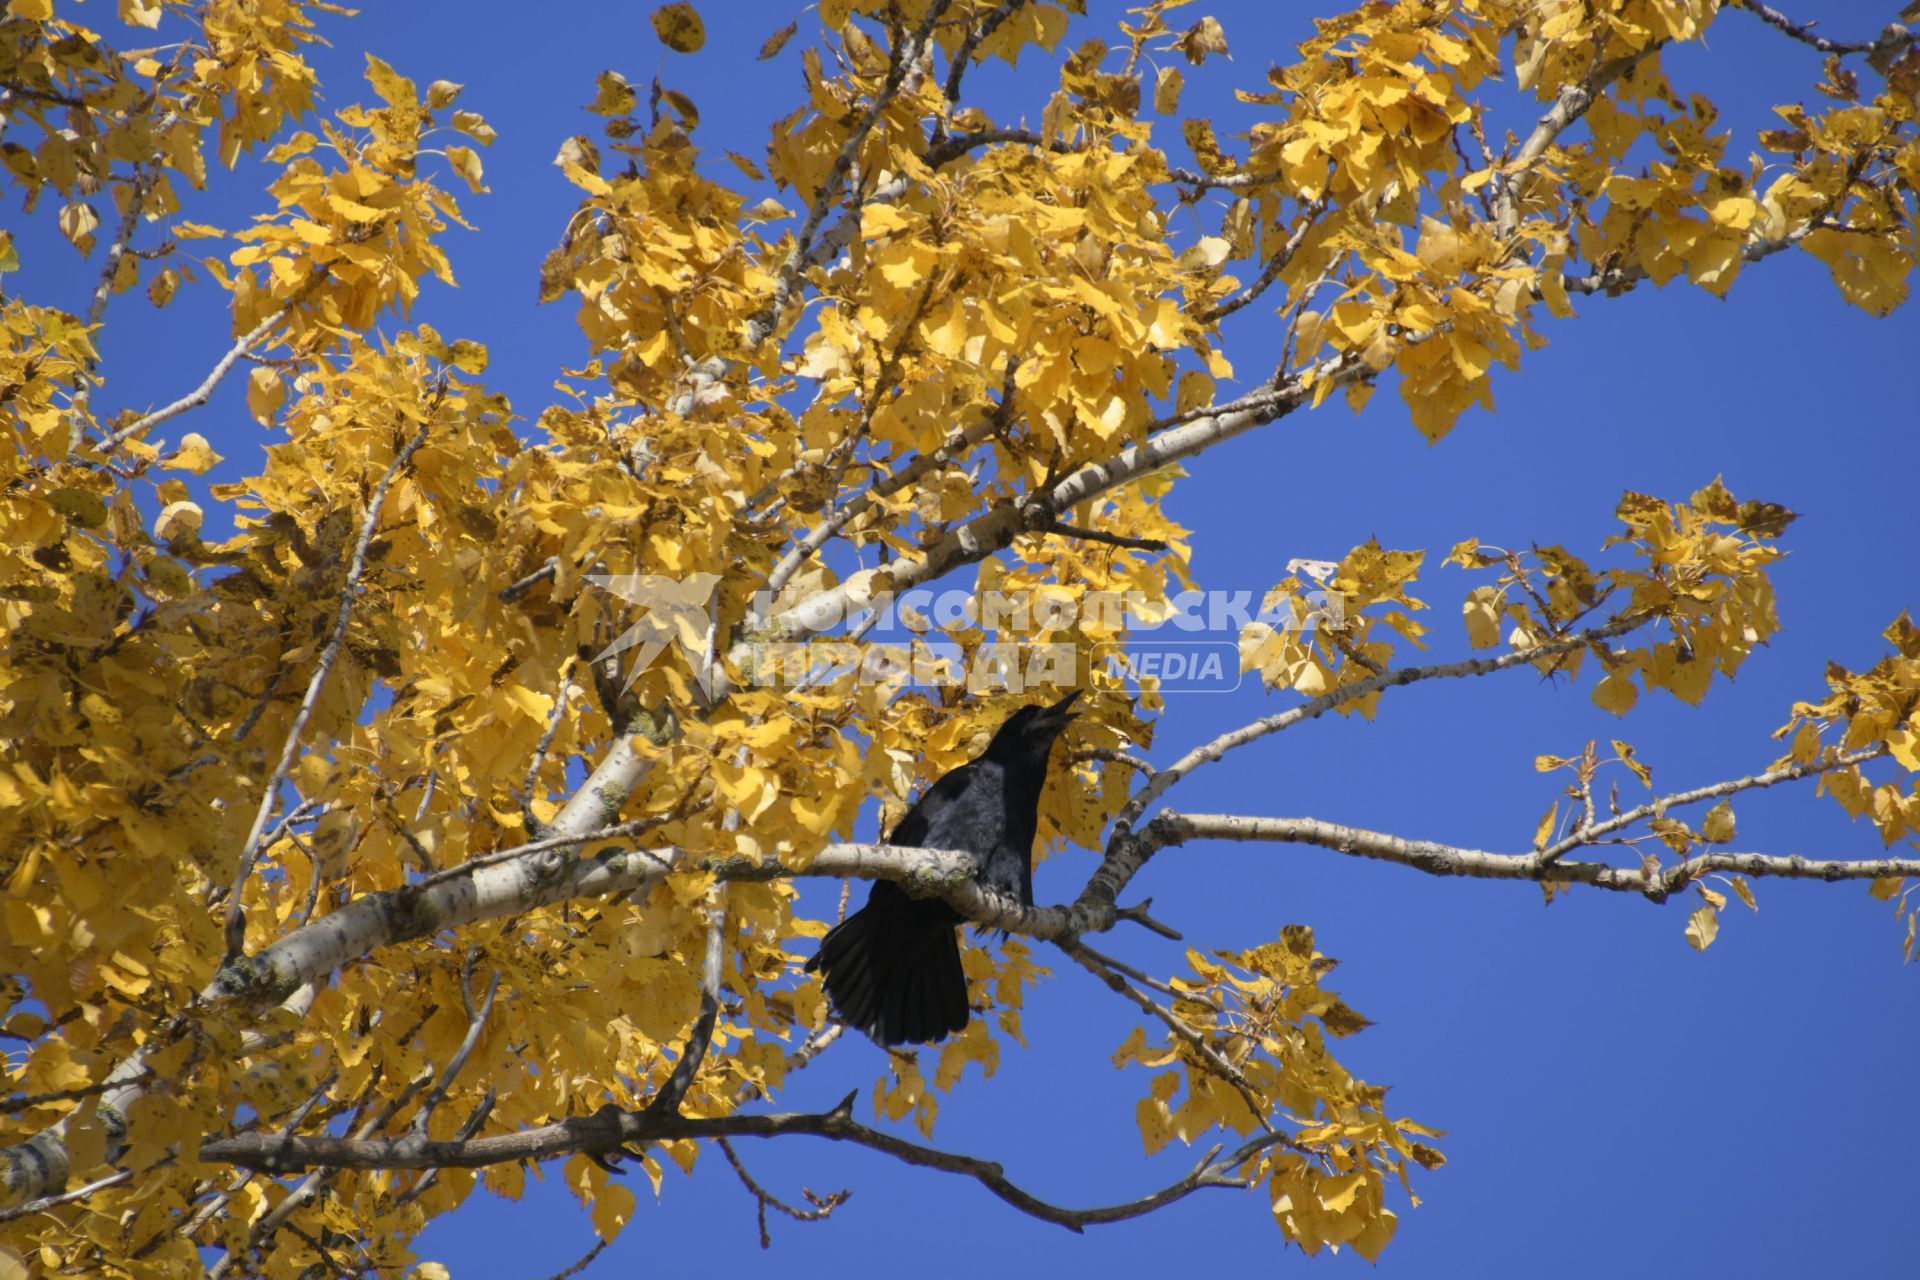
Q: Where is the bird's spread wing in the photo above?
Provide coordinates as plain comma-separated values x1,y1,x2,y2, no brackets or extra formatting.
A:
884,760,978,848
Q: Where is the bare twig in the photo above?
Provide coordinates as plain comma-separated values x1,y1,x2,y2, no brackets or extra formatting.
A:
1561,220,1820,296
643,888,727,1119
1157,811,1920,901
536,1238,610,1280
141,1072,338,1258
99,283,317,454
1118,612,1653,830
1732,0,1877,55
1200,197,1327,324
1163,167,1289,193
1062,942,1276,1136
394,1088,496,1210
1072,747,1157,778
943,0,1031,105
924,126,1075,166
411,815,677,895
1536,744,1891,864
1043,520,1168,553
209,1068,436,1278
1114,899,1183,941
734,1023,846,1107
500,556,560,603
201,1090,1295,1233
752,361,1018,604
521,659,577,803
410,961,500,1136
1,1071,152,1115
747,0,954,348
0,1169,135,1225
222,410,438,952
81,168,152,331
1495,49,1657,242
717,1135,851,1247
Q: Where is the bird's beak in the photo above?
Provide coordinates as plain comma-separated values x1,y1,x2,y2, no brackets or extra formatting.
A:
1035,688,1083,727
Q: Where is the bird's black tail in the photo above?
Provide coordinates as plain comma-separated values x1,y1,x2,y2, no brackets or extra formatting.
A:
805,881,970,1045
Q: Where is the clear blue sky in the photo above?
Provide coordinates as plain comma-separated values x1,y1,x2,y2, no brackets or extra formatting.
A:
13,1,1917,1273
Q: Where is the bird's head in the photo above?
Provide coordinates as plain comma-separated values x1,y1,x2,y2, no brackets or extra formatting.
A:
984,688,1082,764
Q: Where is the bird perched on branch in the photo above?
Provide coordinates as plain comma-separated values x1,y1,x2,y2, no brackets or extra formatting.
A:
806,689,1082,1046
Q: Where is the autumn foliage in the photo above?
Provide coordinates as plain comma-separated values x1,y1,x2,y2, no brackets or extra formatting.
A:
2,0,1919,1274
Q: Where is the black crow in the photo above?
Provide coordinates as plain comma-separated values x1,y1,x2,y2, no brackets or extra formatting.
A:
805,689,1081,1045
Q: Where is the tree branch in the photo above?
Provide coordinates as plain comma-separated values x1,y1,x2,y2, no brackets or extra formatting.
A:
1061,942,1275,1137
1117,612,1655,831
97,281,319,456
223,408,438,953
734,371,1340,657
747,0,954,348
1155,811,1920,901
716,1135,850,1247
1537,744,1891,864
200,1091,1292,1233
410,960,500,1136
943,0,1030,105
643,888,727,1120
1043,519,1168,553
1495,48,1657,241
1200,197,1327,324
1731,0,1878,56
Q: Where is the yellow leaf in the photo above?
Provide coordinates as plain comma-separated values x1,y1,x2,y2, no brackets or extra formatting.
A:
1611,740,1652,788
246,367,285,425
587,71,638,117
758,20,798,59
6,0,52,20
590,1182,636,1240
1540,266,1576,318
1592,672,1637,716
502,684,554,722
1175,370,1213,415
560,160,611,198
1179,15,1229,64
1532,801,1558,851
365,54,418,109
453,110,497,145
154,501,203,544
1700,799,1736,844
59,201,100,253
161,432,223,474
1461,585,1501,648
66,1110,106,1172
147,266,178,307
427,80,464,109
651,2,706,53
860,204,914,239
1154,66,1184,114
447,145,486,193
448,339,489,374
1684,903,1719,951
1731,876,1759,912
1887,728,1920,772
1801,227,1910,317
